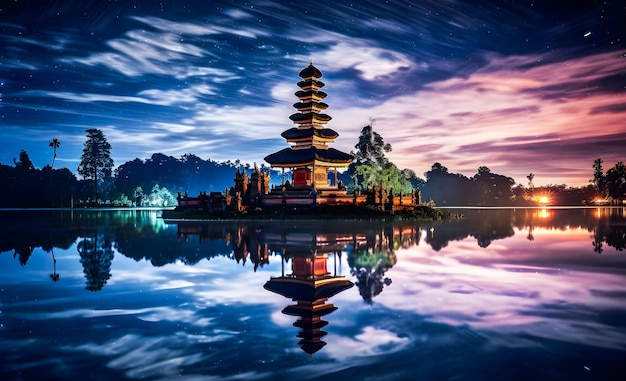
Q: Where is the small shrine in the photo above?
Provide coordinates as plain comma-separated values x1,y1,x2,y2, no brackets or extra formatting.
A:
263,63,354,203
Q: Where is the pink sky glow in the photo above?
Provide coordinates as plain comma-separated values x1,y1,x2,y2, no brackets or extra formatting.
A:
329,51,626,187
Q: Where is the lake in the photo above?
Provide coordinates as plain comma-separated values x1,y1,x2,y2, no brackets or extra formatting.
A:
1,207,625,380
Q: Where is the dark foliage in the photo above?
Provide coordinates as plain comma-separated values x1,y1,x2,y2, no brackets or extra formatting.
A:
421,163,517,206
0,162,83,207
115,153,239,198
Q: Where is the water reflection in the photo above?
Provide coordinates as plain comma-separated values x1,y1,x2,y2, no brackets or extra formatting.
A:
1,208,625,380
1,208,625,286
78,234,114,291
263,249,353,354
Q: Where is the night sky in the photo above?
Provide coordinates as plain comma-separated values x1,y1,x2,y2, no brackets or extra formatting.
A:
1,0,624,187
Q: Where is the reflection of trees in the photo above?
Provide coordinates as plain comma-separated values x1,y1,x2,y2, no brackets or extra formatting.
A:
13,244,34,266
591,208,626,253
605,226,625,252
49,248,60,282
78,234,114,291
426,209,515,251
3,207,624,292
347,225,400,304
593,227,605,254
352,258,394,304
0,210,87,258
425,208,626,253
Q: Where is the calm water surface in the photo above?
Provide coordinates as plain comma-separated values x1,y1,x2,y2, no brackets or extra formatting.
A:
1,208,625,380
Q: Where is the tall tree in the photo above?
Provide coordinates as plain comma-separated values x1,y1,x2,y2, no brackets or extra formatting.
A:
78,129,113,202
605,161,626,203
526,173,534,190
348,121,411,194
422,163,474,205
352,121,392,166
473,166,515,205
48,138,60,168
13,150,35,174
590,158,607,196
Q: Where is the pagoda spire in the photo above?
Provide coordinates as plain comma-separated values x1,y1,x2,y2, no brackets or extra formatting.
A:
264,63,354,187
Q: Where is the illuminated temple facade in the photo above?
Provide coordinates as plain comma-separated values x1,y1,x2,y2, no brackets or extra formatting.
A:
264,63,353,193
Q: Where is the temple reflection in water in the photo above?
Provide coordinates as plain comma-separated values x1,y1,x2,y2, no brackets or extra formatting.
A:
262,230,353,354
175,221,420,353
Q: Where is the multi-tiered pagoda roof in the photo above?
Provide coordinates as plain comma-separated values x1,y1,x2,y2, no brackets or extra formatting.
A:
264,63,353,168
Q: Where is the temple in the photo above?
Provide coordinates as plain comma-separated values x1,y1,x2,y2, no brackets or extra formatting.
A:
174,63,421,213
262,63,354,205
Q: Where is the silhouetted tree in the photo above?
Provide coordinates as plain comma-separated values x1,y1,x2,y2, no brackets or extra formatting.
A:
527,172,534,198
591,158,607,197
472,166,515,205
78,129,113,202
422,163,472,205
48,138,60,168
606,161,626,203
14,149,34,173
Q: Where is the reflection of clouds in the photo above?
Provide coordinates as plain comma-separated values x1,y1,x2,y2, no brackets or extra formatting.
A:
324,327,410,361
68,334,206,379
153,280,195,290
24,306,211,327
112,256,285,306
378,228,626,350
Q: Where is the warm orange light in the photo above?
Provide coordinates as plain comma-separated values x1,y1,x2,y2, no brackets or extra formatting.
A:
538,196,549,204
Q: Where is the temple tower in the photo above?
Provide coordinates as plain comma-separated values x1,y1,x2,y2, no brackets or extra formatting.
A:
264,63,353,190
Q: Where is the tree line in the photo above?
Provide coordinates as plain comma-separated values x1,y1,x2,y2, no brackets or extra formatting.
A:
341,123,624,206
0,129,262,207
1,126,624,207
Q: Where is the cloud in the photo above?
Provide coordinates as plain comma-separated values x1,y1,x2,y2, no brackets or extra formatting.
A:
311,40,413,81
328,50,626,186
590,103,626,115
288,30,417,81
24,83,217,106
64,16,259,79
133,16,269,39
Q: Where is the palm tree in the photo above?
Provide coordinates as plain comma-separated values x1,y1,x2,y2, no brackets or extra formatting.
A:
526,173,534,189
526,173,535,199
49,138,60,168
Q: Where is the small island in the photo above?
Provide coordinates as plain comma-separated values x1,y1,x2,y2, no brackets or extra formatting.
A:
164,63,447,221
